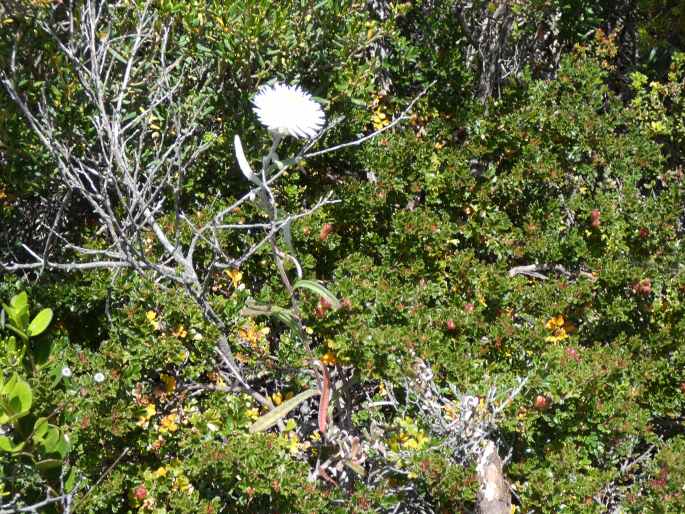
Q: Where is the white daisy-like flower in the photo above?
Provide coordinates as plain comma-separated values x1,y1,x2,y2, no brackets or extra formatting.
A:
93,372,105,383
252,82,325,139
61,367,72,378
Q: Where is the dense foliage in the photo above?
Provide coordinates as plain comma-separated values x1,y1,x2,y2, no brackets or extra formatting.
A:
1,1,684,512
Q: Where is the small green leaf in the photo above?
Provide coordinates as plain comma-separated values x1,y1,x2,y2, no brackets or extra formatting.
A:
27,308,53,337
249,388,319,433
0,436,25,453
293,280,341,310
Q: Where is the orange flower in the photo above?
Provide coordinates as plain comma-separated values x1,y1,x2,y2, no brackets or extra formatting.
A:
544,315,575,342
321,351,337,366
172,325,188,339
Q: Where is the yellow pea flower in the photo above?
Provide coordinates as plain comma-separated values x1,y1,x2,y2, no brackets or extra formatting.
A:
226,269,243,288
172,325,188,339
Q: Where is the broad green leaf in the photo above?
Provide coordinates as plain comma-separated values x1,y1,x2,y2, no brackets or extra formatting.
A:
0,436,25,453
53,434,70,458
10,292,29,330
39,426,61,453
10,291,27,311
249,388,318,433
0,374,32,423
2,303,17,328
27,308,53,337
33,417,49,441
293,280,341,310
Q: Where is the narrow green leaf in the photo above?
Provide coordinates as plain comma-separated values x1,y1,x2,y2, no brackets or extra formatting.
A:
293,280,341,310
345,461,366,477
36,459,62,471
249,388,319,433
64,467,77,492
241,299,299,332
27,308,53,337
271,306,300,333
234,135,260,185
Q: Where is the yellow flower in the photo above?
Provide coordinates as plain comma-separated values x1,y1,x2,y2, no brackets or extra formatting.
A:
173,474,194,494
286,433,301,455
160,374,176,393
544,315,576,343
443,403,459,420
272,391,283,406
172,325,188,339
146,310,160,330
246,407,259,420
226,269,243,288
137,403,156,428
321,351,337,366
372,108,389,131
402,431,429,450
159,413,179,433
239,321,270,347
152,466,167,479
545,315,565,330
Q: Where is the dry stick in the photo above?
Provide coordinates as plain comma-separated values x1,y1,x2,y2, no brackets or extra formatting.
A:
72,447,130,511
302,80,435,160
508,263,596,281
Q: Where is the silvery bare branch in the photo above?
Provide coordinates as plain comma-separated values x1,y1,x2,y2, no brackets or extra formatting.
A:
1,0,430,400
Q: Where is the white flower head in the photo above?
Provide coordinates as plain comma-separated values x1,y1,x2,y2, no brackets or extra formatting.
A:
61,367,72,378
252,82,325,139
93,372,105,383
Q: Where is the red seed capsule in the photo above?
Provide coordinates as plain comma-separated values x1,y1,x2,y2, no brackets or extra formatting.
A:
319,223,333,241
133,486,148,500
590,209,601,229
534,395,550,411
